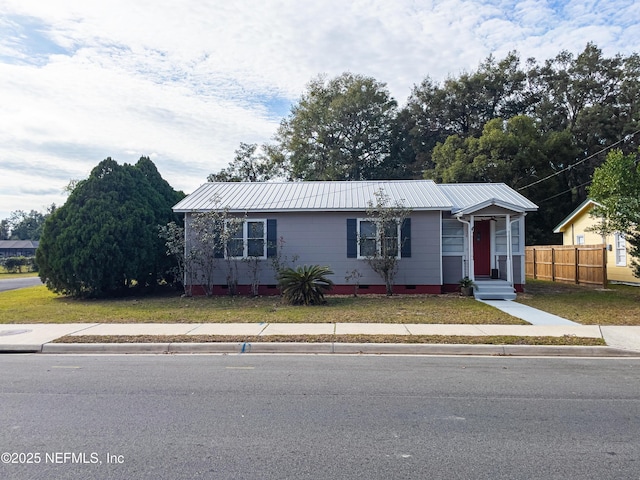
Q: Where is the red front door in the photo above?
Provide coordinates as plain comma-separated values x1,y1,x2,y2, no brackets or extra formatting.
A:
473,220,491,277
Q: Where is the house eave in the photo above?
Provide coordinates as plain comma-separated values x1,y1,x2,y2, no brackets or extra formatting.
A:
173,206,451,214
452,198,533,216
553,199,602,233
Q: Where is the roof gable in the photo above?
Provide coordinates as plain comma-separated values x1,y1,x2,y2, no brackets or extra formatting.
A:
438,183,538,214
553,199,602,233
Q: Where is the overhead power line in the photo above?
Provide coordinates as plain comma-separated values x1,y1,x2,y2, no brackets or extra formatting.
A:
536,180,592,204
517,129,640,192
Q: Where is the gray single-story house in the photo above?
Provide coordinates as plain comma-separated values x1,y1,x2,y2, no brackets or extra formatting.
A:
172,180,538,299
0,240,39,258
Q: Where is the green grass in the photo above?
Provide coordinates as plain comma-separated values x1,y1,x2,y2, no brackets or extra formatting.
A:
518,279,640,325
53,334,605,346
4,280,638,326
0,271,39,278
0,285,520,324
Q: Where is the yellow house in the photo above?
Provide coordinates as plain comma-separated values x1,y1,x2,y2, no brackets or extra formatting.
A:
553,199,638,284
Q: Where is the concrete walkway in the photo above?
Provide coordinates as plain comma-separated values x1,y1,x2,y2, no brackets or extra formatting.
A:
478,300,580,326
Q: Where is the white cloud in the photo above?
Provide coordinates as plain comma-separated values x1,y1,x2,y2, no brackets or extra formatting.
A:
0,0,638,220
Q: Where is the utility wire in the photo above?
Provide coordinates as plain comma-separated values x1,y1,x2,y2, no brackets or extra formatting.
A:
536,180,592,204
517,128,640,192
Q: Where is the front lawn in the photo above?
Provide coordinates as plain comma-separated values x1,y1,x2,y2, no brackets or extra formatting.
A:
0,285,520,324
0,271,39,278
4,281,638,326
518,279,640,325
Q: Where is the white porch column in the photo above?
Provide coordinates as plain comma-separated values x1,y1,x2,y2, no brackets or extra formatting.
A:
469,215,475,281
455,215,472,279
506,213,513,285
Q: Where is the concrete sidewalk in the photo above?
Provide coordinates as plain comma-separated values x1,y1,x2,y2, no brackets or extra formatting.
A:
1,322,639,356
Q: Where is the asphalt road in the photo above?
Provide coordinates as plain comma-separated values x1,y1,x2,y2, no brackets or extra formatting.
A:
0,276,42,292
1,355,639,480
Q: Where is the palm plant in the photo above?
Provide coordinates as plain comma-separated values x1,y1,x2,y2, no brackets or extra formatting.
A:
277,265,334,305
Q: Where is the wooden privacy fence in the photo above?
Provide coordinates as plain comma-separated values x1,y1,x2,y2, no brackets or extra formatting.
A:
525,245,607,287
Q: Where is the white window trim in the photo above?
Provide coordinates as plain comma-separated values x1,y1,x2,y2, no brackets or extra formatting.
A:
225,219,267,259
576,234,585,245
442,219,465,256
356,218,401,259
615,232,627,267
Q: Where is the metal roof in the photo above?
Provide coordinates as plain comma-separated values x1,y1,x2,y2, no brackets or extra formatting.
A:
173,181,539,213
438,183,538,214
0,240,39,248
173,181,454,212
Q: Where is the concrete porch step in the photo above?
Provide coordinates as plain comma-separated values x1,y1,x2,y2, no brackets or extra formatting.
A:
473,280,517,301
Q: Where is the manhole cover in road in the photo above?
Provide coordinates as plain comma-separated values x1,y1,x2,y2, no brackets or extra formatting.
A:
0,329,32,337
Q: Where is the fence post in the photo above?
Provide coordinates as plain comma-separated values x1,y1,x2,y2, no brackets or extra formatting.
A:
602,246,608,288
533,247,537,279
575,247,579,284
551,247,555,281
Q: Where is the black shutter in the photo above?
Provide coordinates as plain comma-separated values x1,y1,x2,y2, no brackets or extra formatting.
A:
267,219,277,258
401,218,411,258
347,218,357,258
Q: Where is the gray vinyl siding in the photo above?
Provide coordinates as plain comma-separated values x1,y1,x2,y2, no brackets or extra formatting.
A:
184,210,442,286
442,256,463,284
496,255,524,283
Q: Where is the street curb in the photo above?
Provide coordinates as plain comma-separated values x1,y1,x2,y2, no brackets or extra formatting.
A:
42,343,171,354
0,344,42,353
36,342,640,356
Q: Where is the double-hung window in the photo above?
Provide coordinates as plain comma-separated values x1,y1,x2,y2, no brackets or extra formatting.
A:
246,220,265,257
615,232,627,267
495,219,520,254
225,219,267,259
357,219,400,259
442,219,464,254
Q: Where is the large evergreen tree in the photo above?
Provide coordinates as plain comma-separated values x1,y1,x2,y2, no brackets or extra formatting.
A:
409,44,639,243
37,157,184,297
218,43,638,246
427,116,577,244
274,72,399,181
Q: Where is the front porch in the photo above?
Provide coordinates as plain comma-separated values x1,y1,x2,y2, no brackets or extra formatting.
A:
450,196,531,301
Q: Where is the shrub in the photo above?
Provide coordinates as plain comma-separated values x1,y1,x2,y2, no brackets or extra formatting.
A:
277,265,334,305
2,256,29,273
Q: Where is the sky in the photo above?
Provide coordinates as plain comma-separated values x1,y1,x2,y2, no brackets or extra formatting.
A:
1,0,639,221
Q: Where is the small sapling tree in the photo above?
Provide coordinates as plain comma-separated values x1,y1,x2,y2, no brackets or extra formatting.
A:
362,190,411,295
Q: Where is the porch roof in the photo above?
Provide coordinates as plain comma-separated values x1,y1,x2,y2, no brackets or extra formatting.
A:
439,183,538,215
